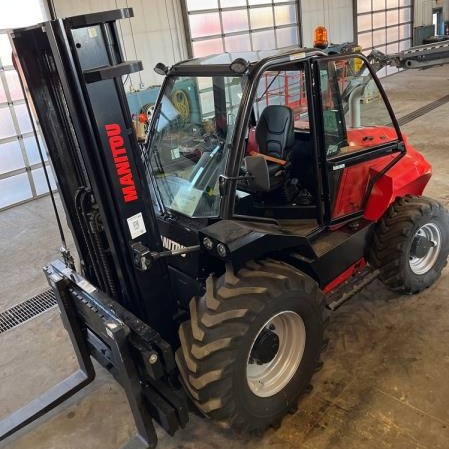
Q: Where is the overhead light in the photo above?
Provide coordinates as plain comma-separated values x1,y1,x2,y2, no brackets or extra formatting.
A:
230,58,249,74
154,62,168,75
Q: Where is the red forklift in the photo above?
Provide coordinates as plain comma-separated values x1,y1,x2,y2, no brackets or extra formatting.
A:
1,9,449,448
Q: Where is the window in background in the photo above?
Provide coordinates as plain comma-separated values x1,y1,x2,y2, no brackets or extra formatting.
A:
0,17,56,210
356,0,413,77
0,0,47,29
183,0,300,57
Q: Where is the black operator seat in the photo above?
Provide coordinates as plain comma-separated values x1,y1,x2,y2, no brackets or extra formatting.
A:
255,105,295,189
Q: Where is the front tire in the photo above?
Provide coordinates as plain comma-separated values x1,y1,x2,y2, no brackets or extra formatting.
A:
175,259,327,433
369,195,449,293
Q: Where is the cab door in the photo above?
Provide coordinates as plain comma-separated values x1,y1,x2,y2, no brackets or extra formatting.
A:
314,55,404,224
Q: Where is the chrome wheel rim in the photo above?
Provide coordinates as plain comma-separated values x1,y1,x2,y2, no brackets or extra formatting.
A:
409,223,441,275
246,311,306,398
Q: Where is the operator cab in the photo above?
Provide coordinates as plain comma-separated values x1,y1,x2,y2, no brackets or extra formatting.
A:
236,61,317,218
145,49,403,229
234,52,403,226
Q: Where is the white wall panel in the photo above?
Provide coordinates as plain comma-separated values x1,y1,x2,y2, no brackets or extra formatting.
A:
301,0,354,47
414,0,449,26
53,0,188,89
414,0,433,26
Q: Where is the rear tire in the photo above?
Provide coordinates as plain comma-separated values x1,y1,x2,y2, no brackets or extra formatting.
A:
369,195,449,293
175,259,327,433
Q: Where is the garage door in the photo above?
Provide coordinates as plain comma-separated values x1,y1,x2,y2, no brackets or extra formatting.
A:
356,0,413,76
183,0,300,57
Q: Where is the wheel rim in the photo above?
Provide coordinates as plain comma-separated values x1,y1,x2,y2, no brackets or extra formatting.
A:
409,223,441,275
246,311,306,398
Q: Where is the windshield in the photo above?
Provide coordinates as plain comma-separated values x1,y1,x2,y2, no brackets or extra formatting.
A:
143,75,244,218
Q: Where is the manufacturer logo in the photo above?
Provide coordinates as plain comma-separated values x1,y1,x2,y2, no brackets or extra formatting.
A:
162,236,186,252
105,123,138,203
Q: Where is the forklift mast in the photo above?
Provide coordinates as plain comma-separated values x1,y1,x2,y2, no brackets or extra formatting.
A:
11,9,177,343
1,9,188,448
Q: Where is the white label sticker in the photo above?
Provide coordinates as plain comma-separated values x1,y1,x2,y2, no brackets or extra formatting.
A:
87,27,98,38
127,212,147,239
333,163,345,171
171,186,203,217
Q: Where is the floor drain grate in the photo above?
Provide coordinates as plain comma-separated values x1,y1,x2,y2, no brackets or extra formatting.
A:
0,289,57,334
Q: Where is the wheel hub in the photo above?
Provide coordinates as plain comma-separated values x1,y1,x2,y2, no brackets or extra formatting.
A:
410,234,434,258
409,223,442,275
246,311,306,398
249,327,280,365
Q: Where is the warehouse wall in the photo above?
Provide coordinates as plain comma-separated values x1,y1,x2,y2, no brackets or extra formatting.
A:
439,0,449,23
414,0,434,26
52,0,188,89
300,0,354,47
415,0,449,26
52,0,357,87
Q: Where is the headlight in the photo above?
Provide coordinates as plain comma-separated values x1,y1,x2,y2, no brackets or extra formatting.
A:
216,243,228,258
203,237,214,250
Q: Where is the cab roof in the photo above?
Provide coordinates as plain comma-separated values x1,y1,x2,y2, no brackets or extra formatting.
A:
170,47,323,75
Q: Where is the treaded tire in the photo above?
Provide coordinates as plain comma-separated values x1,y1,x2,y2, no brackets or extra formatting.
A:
175,259,327,433
369,195,449,294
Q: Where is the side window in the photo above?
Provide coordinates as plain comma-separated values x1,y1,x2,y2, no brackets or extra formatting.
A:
253,69,309,130
318,56,399,158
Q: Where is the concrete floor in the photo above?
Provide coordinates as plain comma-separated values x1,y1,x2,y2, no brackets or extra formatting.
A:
2,65,449,449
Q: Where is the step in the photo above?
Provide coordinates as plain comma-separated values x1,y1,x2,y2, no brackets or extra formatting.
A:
325,266,379,310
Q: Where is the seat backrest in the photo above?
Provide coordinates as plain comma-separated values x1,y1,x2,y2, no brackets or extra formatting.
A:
255,105,295,159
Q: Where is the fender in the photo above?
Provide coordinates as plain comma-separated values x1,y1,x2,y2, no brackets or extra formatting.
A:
332,129,431,221
364,141,431,221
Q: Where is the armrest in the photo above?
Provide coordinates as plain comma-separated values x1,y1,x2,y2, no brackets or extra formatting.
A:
249,151,287,166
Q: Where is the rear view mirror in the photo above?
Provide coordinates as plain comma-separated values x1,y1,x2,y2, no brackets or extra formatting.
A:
244,156,270,192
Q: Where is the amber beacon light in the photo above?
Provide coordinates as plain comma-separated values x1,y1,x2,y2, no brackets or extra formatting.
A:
313,26,329,49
